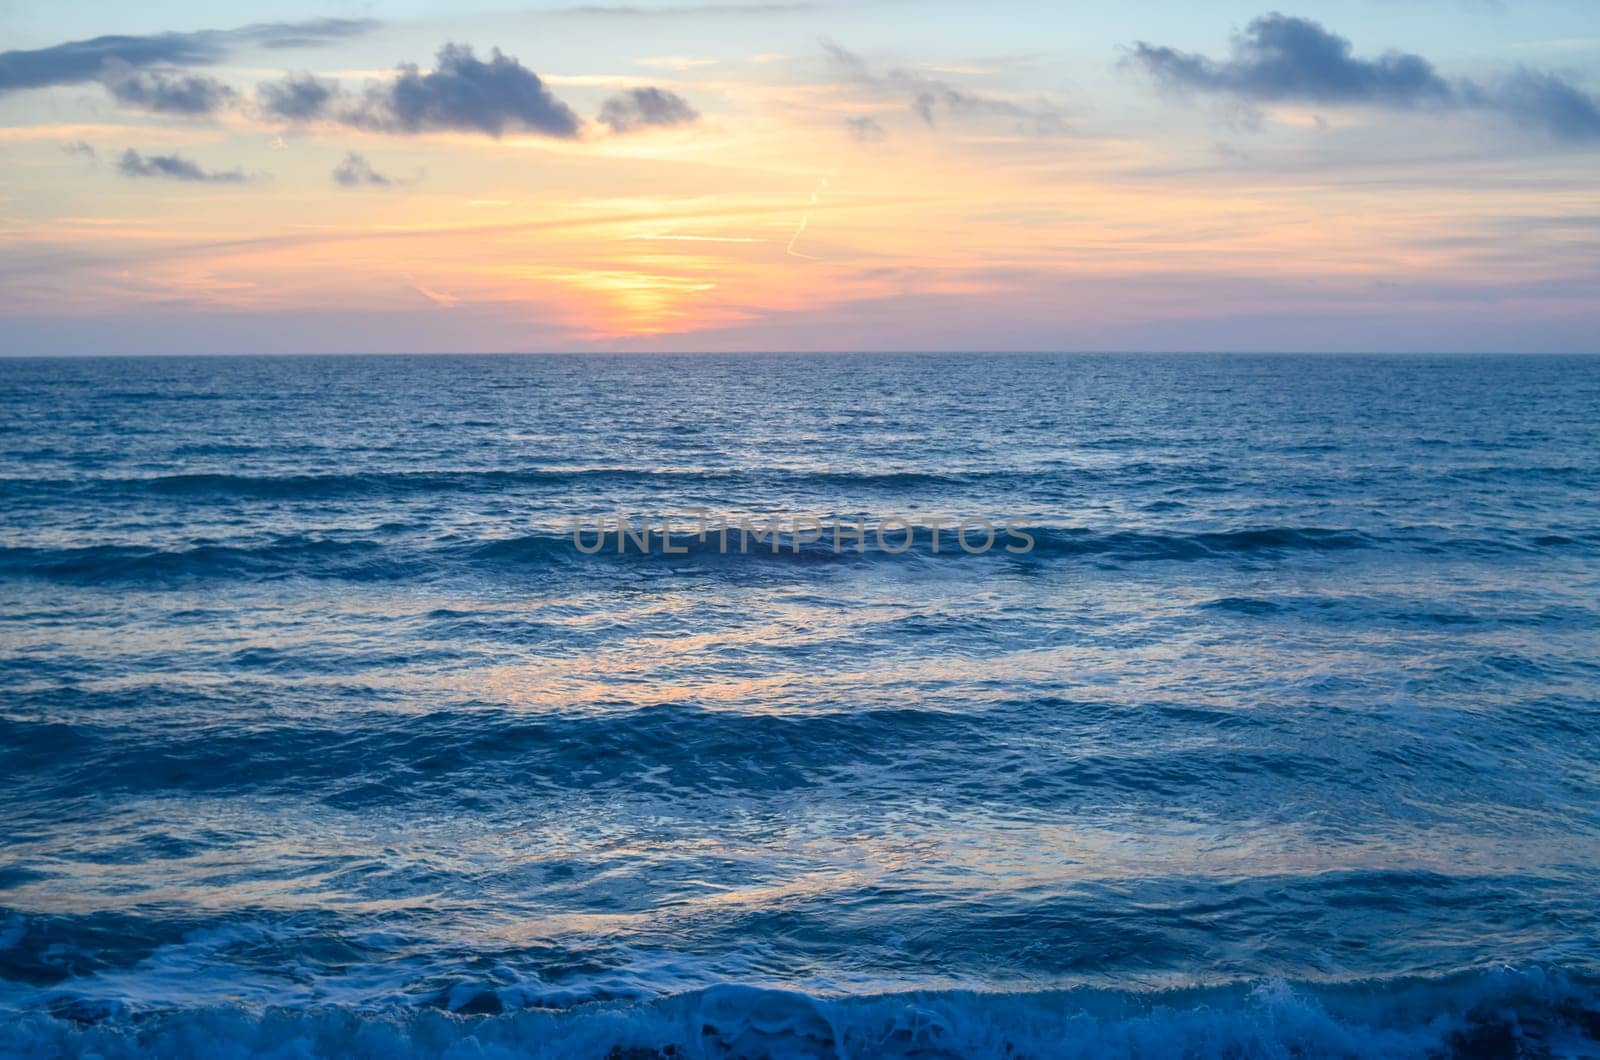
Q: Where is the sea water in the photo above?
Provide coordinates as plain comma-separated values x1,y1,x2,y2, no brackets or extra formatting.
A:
1,353,1597,1057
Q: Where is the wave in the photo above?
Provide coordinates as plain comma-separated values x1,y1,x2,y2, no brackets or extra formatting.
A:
0,469,708,502
3,521,1588,587
4,693,1576,815
0,703,997,801
0,466,1032,504
1023,525,1377,560
4,968,1596,1058
0,537,406,585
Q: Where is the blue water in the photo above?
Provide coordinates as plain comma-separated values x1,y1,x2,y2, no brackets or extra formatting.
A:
2,353,1598,1058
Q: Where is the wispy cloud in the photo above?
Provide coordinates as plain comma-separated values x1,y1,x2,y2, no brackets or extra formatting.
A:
408,279,460,307
823,41,1066,133
597,87,700,133
332,152,397,187
116,149,247,183
846,115,887,142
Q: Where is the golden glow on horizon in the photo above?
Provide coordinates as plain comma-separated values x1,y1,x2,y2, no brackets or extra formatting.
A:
3,49,1597,351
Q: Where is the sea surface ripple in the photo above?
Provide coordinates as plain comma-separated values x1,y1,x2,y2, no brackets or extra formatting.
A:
1,353,1598,1057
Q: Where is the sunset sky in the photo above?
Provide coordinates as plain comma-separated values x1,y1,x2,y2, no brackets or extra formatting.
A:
2,0,1597,354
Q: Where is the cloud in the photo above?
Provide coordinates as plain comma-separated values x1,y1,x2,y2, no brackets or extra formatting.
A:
1484,69,1600,142
1130,13,1600,142
597,87,699,133
0,19,375,95
62,140,96,159
1,36,216,95
257,73,340,120
332,152,395,187
117,149,247,183
348,44,581,138
102,65,237,116
254,45,580,139
846,115,887,142
241,19,377,50
1130,14,1452,106
822,41,1065,133
408,279,460,308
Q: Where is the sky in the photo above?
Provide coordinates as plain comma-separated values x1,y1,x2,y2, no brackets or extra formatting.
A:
1,0,1597,354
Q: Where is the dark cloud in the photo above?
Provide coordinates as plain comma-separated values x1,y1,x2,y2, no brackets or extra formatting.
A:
823,41,1065,133
62,140,96,159
257,73,341,120
117,149,247,183
252,44,582,139
1130,13,1600,143
1485,69,1600,142
0,35,217,95
846,115,887,142
350,44,581,138
1130,14,1452,106
597,87,698,133
102,65,237,116
0,19,375,95
332,152,394,187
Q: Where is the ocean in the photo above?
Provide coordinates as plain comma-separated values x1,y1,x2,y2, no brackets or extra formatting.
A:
1,353,1597,1057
